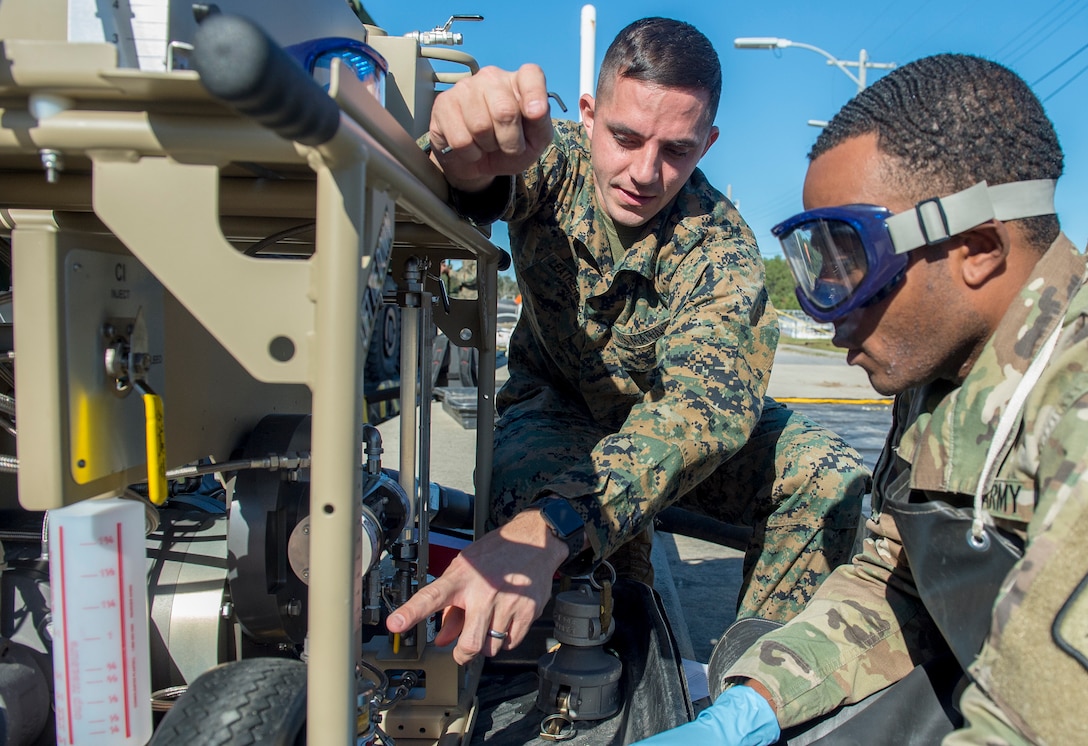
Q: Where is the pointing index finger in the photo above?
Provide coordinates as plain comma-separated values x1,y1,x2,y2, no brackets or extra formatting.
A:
387,576,450,633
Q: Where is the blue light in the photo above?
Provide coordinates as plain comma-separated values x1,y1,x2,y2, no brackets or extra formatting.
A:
285,37,387,102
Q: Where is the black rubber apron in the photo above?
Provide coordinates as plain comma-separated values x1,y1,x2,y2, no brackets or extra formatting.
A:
885,321,1062,670
883,477,1022,670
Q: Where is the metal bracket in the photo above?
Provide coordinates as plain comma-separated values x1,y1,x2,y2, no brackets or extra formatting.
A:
92,155,320,384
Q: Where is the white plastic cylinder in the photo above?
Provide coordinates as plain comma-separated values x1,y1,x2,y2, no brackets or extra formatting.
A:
580,5,596,102
48,497,152,746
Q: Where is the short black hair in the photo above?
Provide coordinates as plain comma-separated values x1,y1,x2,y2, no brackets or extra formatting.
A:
811,54,1064,250
597,17,722,128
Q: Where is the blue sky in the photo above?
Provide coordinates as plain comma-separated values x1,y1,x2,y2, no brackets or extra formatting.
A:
372,1,1087,258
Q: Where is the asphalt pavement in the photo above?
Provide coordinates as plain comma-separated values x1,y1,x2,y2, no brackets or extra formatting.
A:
377,342,894,669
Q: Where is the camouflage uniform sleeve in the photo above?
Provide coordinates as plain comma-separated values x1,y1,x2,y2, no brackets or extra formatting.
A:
447,262,478,299
500,307,563,407
718,511,939,728
492,124,578,409
502,121,572,224
543,225,780,559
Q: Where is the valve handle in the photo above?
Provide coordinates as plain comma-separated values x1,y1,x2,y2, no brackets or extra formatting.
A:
134,380,167,506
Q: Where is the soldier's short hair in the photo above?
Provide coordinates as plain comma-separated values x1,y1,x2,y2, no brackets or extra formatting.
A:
811,54,1064,251
596,17,721,129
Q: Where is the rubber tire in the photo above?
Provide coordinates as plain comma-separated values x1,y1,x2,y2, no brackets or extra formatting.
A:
365,303,401,384
149,658,307,746
431,333,452,388
455,345,480,388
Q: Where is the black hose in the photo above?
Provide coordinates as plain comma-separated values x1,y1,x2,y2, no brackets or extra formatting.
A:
654,507,753,552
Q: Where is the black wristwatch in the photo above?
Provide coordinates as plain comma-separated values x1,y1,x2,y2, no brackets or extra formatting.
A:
535,497,591,576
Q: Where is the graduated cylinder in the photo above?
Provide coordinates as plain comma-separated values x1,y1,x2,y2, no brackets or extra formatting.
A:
48,497,153,746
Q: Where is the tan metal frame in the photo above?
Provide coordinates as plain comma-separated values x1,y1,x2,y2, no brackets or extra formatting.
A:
1,10,498,744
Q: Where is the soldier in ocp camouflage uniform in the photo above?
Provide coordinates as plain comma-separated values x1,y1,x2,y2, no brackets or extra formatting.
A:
388,18,868,667
440,259,478,299
639,55,1087,746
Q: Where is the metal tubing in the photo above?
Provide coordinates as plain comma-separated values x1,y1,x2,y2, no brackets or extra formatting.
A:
305,158,368,742
417,293,434,582
318,114,503,271
472,256,498,540
0,172,319,220
329,64,448,203
419,47,480,75
399,285,420,539
1,36,507,744
580,5,597,100
0,103,503,274
9,214,71,508
0,107,301,163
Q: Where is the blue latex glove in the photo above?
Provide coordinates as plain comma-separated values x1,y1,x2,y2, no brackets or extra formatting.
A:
634,685,781,746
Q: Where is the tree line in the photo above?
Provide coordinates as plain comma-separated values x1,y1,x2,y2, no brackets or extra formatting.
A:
763,255,800,311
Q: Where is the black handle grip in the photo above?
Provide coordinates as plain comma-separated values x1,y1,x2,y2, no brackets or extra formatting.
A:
193,14,340,147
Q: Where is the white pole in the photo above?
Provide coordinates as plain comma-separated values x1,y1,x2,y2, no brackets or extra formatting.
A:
580,4,596,111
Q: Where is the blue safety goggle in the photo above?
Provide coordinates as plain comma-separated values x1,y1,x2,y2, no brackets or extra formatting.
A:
772,179,1059,323
773,205,907,323
284,37,388,100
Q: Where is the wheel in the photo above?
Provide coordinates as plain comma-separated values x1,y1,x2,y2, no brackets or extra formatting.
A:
454,345,480,388
431,332,452,388
364,291,401,385
149,658,307,746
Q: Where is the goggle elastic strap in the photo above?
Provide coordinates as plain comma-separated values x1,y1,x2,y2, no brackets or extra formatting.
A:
886,179,1057,254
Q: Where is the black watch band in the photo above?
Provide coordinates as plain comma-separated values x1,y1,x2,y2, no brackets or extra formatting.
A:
535,497,591,576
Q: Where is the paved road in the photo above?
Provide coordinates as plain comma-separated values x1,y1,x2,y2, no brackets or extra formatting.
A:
663,346,892,663
768,344,887,402
663,396,892,665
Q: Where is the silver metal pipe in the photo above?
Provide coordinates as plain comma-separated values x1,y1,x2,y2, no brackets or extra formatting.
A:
399,273,421,541
0,392,15,417
417,292,433,582
164,454,311,480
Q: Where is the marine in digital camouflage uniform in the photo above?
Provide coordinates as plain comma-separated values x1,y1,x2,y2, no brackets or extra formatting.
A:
487,117,867,621
389,17,866,667
704,55,1088,746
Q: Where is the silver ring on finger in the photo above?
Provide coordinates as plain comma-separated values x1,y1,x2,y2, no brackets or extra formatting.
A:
487,628,508,640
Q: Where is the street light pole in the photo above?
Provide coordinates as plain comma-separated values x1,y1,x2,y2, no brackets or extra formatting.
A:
856,48,871,92
733,37,896,94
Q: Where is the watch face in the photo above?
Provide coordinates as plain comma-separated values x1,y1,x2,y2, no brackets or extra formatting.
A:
541,499,584,538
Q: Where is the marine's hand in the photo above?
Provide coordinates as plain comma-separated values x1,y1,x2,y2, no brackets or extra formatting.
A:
429,64,552,193
633,686,781,746
385,509,570,664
